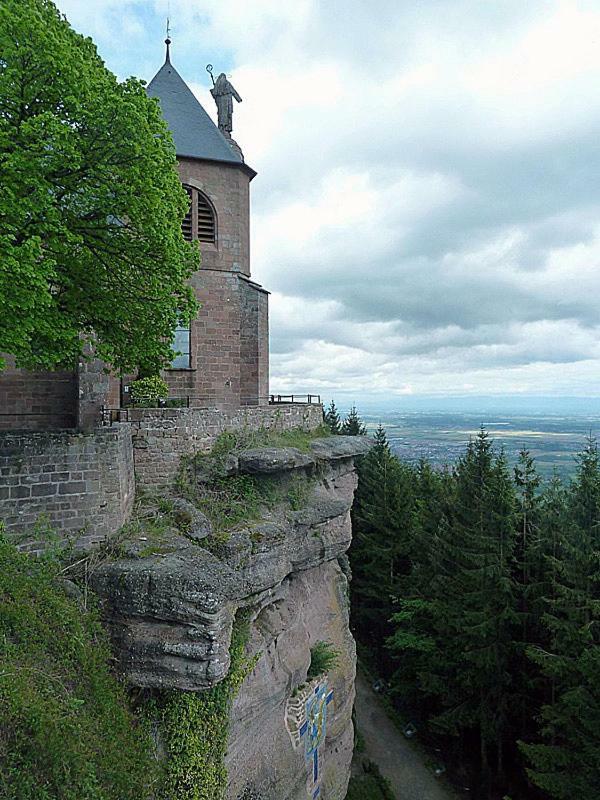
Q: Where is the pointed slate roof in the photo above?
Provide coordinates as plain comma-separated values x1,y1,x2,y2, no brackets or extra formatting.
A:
147,53,255,176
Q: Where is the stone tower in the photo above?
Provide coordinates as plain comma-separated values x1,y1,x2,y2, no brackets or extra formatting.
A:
0,44,269,430
147,44,269,409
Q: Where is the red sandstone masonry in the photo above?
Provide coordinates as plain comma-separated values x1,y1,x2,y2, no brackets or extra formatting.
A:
0,407,323,550
177,159,250,275
0,425,134,552
0,356,77,431
130,404,324,488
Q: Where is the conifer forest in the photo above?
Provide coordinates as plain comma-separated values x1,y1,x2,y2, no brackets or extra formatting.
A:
348,422,600,800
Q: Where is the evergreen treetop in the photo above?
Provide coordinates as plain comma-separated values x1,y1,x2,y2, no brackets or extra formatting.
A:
342,405,367,436
324,401,342,434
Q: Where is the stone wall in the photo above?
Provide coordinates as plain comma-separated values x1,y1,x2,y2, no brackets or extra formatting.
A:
163,270,269,410
239,276,269,406
257,289,269,402
0,425,134,552
177,159,251,276
129,403,324,488
0,356,77,432
159,158,268,409
77,356,121,432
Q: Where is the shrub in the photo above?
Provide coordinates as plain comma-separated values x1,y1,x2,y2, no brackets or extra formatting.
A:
130,375,169,405
307,640,339,679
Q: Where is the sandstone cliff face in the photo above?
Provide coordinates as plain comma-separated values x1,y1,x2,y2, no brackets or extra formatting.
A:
228,560,356,800
92,436,368,800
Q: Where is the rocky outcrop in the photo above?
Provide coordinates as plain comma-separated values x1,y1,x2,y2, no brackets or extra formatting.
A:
228,561,355,800
91,435,369,800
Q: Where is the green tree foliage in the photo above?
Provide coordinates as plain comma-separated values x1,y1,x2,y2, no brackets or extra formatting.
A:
0,532,157,799
0,0,198,374
345,761,395,800
392,431,518,792
324,400,342,434
342,405,367,436
352,430,600,799
351,425,415,671
521,438,600,799
307,640,339,679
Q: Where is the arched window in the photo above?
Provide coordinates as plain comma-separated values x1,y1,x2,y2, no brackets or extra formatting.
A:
181,184,216,244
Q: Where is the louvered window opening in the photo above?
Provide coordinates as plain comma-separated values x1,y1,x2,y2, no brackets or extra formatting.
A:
197,193,215,242
181,185,216,244
182,187,193,241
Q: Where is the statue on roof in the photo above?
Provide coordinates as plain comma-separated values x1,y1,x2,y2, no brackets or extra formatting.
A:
207,66,242,136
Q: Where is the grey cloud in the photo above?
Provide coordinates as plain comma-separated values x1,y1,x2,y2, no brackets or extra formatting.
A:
57,0,600,396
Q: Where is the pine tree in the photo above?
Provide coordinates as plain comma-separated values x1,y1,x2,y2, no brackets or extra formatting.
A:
386,459,451,707
341,405,367,436
502,449,560,790
391,431,518,795
323,401,342,434
350,425,415,673
521,438,600,799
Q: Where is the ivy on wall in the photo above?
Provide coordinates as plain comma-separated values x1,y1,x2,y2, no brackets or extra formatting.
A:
158,612,259,800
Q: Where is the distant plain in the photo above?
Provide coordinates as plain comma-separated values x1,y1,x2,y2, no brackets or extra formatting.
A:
362,411,600,480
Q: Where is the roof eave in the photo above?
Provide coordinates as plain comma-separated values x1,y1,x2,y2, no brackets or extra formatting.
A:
176,153,257,180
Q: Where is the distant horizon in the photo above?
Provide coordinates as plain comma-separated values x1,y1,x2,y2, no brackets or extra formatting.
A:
325,394,600,416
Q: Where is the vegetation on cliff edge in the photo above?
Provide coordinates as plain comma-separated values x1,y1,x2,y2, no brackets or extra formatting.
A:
0,530,157,800
156,612,259,800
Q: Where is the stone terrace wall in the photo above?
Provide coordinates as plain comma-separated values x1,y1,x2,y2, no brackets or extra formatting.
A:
0,357,77,432
129,403,323,488
0,425,134,552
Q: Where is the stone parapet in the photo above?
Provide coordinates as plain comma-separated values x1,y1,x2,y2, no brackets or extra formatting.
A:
0,425,134,552
129,403,324,488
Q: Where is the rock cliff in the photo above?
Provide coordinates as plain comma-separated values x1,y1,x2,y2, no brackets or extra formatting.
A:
92,435,369,800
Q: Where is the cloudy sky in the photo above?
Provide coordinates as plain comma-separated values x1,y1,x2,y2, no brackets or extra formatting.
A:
58,0,600,405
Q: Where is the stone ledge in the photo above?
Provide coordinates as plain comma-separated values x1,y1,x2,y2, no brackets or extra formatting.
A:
236,436,371,476
91,444,365,692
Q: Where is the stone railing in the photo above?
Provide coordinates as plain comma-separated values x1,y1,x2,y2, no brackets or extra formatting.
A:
128,403,324,488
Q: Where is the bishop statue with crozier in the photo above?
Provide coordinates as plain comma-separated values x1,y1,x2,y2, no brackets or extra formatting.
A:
208,66,242,136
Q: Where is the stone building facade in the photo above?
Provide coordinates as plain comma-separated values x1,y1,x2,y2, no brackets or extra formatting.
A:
0,44,269,429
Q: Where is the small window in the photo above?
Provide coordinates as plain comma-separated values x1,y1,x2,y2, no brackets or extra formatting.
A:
171,324,191,368
181,184,216,244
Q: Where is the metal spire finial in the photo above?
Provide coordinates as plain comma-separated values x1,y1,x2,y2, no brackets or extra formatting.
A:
165,18,172,63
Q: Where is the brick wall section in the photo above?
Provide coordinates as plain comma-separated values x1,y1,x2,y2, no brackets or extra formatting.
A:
130,404,324,488
77,356,121,431
160,157,268,409
257,288,269,401
0,355,77,431
239,277,269,406
164,270,242,407
163,271,269,410
177,158,250,275
0,425,134,552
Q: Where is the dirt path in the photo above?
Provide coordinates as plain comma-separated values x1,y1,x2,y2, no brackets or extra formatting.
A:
353,672,458,800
